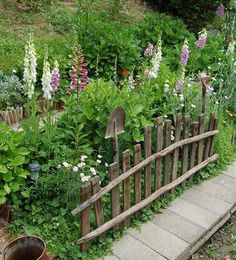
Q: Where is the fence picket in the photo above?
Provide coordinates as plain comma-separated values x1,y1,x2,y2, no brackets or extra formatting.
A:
164,120,172,186
80,183,91,252
172,113,182,189
189,122,199,183
182,115,190,184
197,114,205,164
204,113,215,160
144,126,152,200
134,144,142,217
91,176,104,231
110,162,120,231
209,118,218,156
155,117,163,192
122,150,131,227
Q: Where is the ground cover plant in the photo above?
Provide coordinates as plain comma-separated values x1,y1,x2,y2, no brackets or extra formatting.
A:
0,0,235,259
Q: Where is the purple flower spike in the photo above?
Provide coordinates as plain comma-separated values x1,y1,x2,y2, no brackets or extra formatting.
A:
180,40,189,66
144,42,154,57
195,29,207,49
175,79,185,92
51,61,60,93
216,4,225,17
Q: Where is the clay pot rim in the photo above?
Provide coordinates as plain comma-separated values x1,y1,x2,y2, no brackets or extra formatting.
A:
3,235,47,260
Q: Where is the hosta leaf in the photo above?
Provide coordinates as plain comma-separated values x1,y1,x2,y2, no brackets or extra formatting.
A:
11,156,25,166
0,165,8,174
4,183,10,194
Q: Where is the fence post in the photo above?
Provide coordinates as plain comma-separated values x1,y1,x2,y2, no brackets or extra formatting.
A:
164,120,172,185
204,113,215,160
144,126,152,200
197,114,205,164
122,150,131,227
182,115,190,184
91,176,104,233
172,113,182,190
155,116,163,192
209,118,218,157
110,162,120,231
134,144,142,217
80,183,91,252
189,122,199,183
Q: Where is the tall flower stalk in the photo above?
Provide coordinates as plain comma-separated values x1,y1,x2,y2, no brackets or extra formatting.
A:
216,3,225,17
51,60,60,94
195,29,207,49
67,46,89,94
175,39,189,92
148,37,162,79
42,47,52,100
23,32,37,99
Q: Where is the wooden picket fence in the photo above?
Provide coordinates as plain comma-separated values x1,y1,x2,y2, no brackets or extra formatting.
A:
71,112,219,251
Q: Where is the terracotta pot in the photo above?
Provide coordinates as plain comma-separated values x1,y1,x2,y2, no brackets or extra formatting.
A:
3,236,49,260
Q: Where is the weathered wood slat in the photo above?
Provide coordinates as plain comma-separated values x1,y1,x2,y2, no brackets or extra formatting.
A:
164,120,172,186
71,129,219,216
197,114,205,164
77,154,219,244
189,122,199,183
91,177,104,229
182,115,190,184
144,126,152,201
134,144,142,217
209,118,218,157
204,113,215,160
155,116,163,192
172,114,182,187
122,150,131,227
110,163,120,231
80,183,91,251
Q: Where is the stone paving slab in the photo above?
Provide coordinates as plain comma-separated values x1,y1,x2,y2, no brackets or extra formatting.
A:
211,174,236,189
194,180,236,204
224,165,236,178
103,256,120,260
168,198,220,229
181,187,232,216
128,222,189,260
151,209,206,244
112,234,166,260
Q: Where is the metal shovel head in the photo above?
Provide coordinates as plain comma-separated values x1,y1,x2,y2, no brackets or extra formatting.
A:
105,107,125,139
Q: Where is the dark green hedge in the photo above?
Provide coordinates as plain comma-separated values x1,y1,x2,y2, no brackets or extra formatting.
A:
144,0,231,31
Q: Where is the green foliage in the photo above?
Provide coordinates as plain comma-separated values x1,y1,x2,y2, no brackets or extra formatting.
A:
0,123,30,205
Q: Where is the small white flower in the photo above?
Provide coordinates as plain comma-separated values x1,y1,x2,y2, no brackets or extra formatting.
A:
97,159,101,164
62,162,69,168
90,167,96,175
78,162,86,168
81,177,86,183
57,165,62,169
179,94,184,102
212,77,216,81
80,173,85,177
164,115,167,118
180,104,184,107
97,155,102,158
105,163,109,167
73,166,79,172
207,66,211,70
187,83,192,87
80,155,88,162
12,69,17,73
225,96,229,99
218,62,222,66
216,101,219,105
191,104,196,108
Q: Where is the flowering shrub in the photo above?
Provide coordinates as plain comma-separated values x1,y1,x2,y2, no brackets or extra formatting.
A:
0,72,25,110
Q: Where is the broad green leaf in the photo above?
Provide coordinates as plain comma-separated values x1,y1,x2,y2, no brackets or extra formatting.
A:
0,196,6,204
0,165,8,174
11,156,25,166
4,183,10,194
16,147,30,156
21,191,30,198
18,170,29,179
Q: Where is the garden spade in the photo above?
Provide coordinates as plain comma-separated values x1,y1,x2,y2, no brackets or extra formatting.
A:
105,107,125,163
197,72,212,114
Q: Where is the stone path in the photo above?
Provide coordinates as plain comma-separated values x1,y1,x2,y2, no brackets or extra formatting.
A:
103,162,236,260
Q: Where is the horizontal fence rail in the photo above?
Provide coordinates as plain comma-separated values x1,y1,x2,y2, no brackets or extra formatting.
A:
72,113,219,251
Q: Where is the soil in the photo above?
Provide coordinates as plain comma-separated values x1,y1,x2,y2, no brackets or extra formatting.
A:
192,213,236,260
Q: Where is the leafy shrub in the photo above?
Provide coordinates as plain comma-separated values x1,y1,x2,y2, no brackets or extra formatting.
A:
0,123,30,205
0,72,25,110
144,0,231,31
